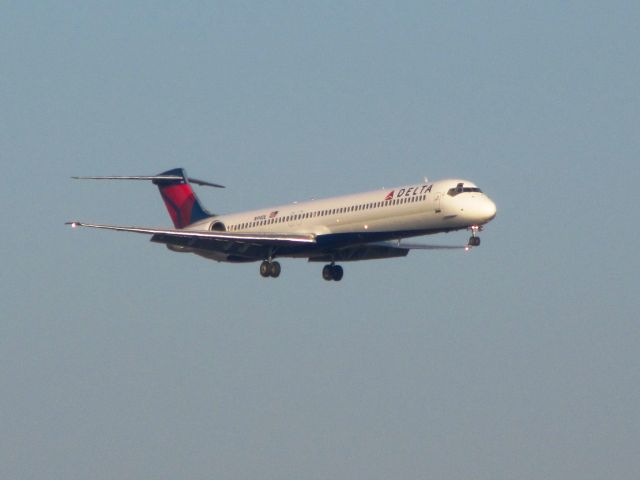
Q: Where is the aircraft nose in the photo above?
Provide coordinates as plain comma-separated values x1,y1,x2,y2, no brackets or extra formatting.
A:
482,197,497,222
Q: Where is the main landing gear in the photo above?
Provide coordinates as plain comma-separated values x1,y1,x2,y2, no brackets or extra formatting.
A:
322,264,344,282
258,260,345,281
468,225,482,247
259,260,281,278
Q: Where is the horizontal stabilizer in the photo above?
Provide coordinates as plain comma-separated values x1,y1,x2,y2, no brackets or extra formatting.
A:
72,175,225,188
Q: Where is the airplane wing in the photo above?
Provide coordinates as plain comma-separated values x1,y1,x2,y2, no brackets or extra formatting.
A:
307,239,469,263
67,222,467,263
66,221,316,246
367,240,470,250
386,242,470,250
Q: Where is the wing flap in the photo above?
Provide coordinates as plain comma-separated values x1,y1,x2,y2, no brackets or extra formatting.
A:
308,244,410,262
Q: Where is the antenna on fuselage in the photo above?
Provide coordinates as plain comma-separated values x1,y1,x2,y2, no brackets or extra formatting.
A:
423,176,429,183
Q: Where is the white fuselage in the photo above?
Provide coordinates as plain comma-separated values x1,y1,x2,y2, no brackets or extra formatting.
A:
187,178,496,242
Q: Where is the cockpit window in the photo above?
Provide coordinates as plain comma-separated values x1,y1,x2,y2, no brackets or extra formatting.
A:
447,182,482,196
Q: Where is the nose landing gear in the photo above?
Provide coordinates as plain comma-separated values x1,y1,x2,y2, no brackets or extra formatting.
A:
468,225,482,247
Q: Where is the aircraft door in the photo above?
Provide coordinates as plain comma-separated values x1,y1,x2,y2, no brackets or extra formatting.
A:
434,193,442,214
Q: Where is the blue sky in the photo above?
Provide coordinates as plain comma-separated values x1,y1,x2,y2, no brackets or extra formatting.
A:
2,2,639,479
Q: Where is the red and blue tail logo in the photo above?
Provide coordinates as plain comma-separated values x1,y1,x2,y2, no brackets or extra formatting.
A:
154,168,210,228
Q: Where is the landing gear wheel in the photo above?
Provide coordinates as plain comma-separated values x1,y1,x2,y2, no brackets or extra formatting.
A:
260,260,281,278
332,265,343,281
260,261,271,277
269,261,281,278
322,264,344,281
468,236,481,247
322,265,333,281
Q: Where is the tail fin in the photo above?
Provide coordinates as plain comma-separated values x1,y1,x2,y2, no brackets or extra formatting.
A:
72,168,224,228
153,168,214,228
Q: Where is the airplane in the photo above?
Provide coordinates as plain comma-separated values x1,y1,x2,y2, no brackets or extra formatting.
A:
67,168,497,281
